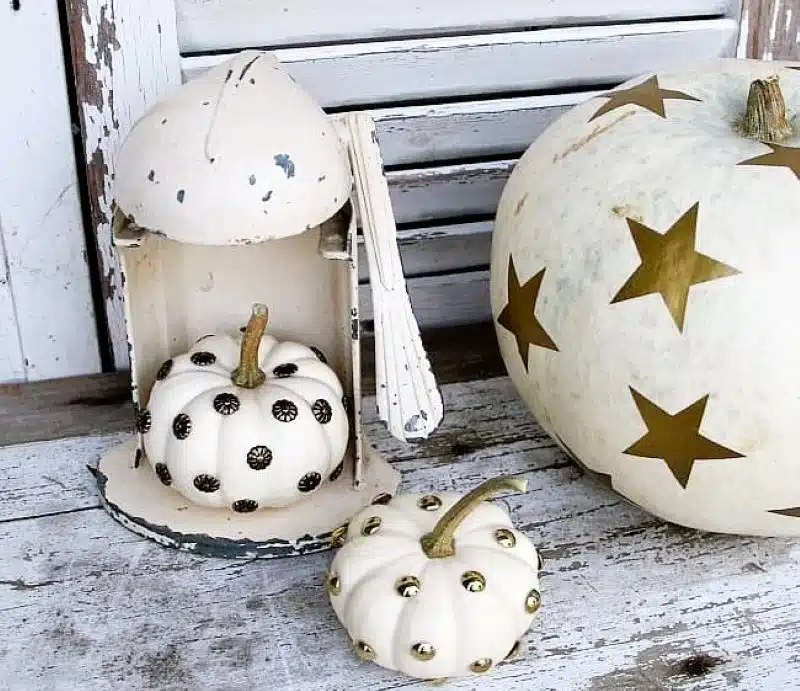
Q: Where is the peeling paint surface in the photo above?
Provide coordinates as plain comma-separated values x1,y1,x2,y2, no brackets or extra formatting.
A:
65,0,182,371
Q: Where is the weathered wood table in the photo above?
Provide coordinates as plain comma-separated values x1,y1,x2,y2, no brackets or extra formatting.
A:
2,360,798,689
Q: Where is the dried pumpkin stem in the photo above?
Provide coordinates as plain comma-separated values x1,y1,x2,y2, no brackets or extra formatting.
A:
420,476,528,559
231,303,268,389
742,76,793,142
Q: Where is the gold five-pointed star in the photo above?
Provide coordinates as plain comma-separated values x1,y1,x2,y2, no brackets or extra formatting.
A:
610,203,740,332
497,255,558,370
589,75,700,122
623,388,745,489
768,507,800,518
738,143,800,180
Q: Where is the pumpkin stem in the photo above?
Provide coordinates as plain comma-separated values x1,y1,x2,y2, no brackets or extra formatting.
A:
420,476,528,559
741,76,793,142
231,303,268,389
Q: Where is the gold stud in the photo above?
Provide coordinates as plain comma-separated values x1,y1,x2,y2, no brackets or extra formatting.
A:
418,495,442,511
361,516,382,536
325,570,341,596
505,640,522,661
460,570,486,593
411,642,436,661
470,658,493,673
494,528,516,548
354,640,376,662
331,524,348,548
525,588,541,614
396,575,421,598
372,493,392,505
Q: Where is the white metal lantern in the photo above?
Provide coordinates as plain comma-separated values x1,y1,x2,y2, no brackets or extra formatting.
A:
91,50,444,559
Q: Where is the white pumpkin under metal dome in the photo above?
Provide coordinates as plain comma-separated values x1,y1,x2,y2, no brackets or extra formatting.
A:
92,50,444,559
491,57,800,537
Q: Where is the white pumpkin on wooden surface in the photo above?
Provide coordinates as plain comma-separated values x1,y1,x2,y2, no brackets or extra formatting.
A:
490,58,800,536
326,477,542,681
138,303,349,511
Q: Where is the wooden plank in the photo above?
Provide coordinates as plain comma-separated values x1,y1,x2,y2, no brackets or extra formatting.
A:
357,220,492,281
387,160,513,225
0,323,505,448
181,20,741,108
175,0,737,52
64,0,182,372
372,92,599,167
743,0,800,60
0,0,101,383
2,377,800,689
360,269,491,329
0,229,24,382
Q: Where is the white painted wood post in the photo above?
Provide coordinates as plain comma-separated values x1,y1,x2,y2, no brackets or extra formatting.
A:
63,0,183,372
0,1,101,382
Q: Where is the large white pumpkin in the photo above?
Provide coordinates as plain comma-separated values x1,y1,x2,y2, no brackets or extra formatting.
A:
491,58,800,536
137,304,349,511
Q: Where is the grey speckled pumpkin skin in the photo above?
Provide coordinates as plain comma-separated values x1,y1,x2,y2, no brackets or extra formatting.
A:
491,58,800,536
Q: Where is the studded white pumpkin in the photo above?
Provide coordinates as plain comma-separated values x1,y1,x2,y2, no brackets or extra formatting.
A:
137,303,349,511
491,59,800,536
326,477,542,681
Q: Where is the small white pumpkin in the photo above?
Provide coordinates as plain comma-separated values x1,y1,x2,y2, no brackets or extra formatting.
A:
326,477,541,681
137,303,349,511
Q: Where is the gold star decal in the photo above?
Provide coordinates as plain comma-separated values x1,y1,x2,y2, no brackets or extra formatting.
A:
738,143,800,180
623,388,745,489
767,507,800,518
589,75,700,122
610,203,739,332
497,255,558,370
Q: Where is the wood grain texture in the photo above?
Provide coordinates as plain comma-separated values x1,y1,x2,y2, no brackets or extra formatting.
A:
0,324,505,448
176,0,738,52
0,1,101,383
64,0,182,372
2,375,800,690
372,92,599,167
361,270,491,329
181,20,741,108
743,0,800,60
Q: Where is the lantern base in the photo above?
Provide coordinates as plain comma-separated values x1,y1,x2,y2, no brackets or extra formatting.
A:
90,436,401,559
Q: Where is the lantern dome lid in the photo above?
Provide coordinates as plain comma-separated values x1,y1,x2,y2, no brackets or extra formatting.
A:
113,50,352,245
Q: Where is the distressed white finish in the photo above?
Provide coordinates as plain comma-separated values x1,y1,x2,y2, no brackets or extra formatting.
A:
357,221,492,281
176,0,738,51
491,59,800,535
372,92,600,166
0,1,100,382
182,20,741,107
114,51,352,246
67,0,182,371
2,376,800,689
346,114,443,441
360,270,492,329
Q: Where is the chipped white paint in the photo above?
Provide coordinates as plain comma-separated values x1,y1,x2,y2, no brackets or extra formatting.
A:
182,20,742,107
346,114,443,441
175,0,740,52
0,1,100,383
67,0,182,371
742,0,800,60
2,377,800,689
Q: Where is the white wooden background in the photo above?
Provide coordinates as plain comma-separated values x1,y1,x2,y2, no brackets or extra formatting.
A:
5,0,798,385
